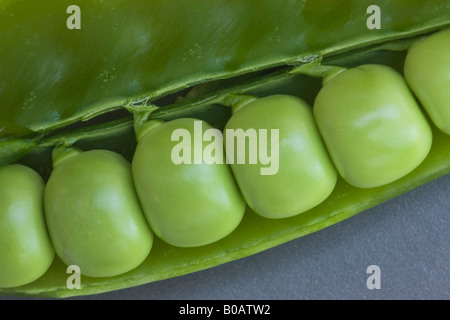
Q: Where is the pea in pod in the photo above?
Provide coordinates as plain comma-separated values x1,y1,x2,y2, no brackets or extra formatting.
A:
313,64,433,189
223,94,337,219
132,118,246,247
44,146,153,278
0,165,54,288
404,27,450,135
0,1,449,298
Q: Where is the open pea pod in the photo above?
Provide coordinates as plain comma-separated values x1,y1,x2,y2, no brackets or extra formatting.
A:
0,0,449,298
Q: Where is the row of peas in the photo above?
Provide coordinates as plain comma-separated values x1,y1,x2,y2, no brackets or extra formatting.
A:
1,28,449,288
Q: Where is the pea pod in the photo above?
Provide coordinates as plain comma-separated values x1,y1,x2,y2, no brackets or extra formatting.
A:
0,0,449,136
0,1,449,298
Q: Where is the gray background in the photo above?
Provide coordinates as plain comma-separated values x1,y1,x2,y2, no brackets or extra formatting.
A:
1,173,448,300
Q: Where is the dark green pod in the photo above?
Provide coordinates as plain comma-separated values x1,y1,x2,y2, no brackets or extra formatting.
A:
0,0,449,135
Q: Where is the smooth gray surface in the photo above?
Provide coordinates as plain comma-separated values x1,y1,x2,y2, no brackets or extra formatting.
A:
2,173,448,300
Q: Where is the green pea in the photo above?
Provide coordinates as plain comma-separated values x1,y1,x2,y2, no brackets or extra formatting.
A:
0,164,54,288
44,148,153,277
404,28,450,135
313,64,432,188
223,95,337,219
132,118,246,248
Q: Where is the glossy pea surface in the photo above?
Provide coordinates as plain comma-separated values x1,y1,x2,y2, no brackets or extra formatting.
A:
132,118,246,248
404,28,450,135
224,95,337,219
44,149,153,278
0,164,54,288
313,64,432,188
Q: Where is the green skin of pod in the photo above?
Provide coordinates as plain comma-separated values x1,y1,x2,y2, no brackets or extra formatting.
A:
132,118,246,248
0,164,54,288
404,28,450,135
313,64,433,189
1,0,450,135
44,149,153,278
224,95,337,219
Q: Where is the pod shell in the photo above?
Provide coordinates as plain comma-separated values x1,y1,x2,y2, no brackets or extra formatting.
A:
404,28,450,135
2,0,449,136
44,150,153,278
132,118,246,248
313,64,433,188
224,95,337,219
0,164,54,288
